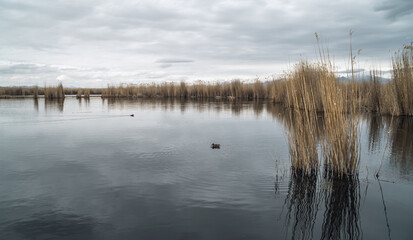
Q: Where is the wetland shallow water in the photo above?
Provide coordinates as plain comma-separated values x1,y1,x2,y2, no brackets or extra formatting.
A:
0,97,412,239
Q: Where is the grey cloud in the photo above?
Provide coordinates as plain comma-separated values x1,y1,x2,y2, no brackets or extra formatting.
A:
0,63,58,75
155,59,194,63
0,0,96,22
0,61,181,87
159,64,172,69
0,0,411,87
375,0,413,20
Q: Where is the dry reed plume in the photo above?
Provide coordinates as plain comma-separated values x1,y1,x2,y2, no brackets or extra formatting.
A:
285,61,321,175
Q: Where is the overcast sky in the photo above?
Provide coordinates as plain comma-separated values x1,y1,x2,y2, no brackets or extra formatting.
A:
0,0,412,87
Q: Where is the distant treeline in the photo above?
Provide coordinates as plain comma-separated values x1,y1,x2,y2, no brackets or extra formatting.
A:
0,85,104,99
101,80,283,101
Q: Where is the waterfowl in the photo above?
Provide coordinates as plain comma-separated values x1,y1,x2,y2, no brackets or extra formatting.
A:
130,114,134,117
211,143,220,149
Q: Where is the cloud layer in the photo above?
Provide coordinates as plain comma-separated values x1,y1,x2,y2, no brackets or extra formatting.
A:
1,0,412,87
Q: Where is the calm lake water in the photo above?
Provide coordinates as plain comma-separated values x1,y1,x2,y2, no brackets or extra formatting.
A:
0,97,412,239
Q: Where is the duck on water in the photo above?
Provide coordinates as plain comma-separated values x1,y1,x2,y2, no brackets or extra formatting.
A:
211,143,220,149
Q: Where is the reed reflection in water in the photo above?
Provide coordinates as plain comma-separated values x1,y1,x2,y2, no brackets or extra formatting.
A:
33,98,39,112
320,174,361,240
276,171,361,240
102,97,273,117
388,117,413,176
45,98,64,113
367,115,384,153
367,115,413,180
281,172,320,240
77,97,90,108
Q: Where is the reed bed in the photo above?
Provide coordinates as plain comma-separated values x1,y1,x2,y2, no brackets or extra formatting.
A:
101,80,273,100
44,83,65,100
76,89,83,98
76,88,91,99
392,44,413,115
84,89,90,98
33,86,38,99
0,86,102,97
0,87,31,96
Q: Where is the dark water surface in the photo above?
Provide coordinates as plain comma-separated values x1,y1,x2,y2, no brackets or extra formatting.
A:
0,97,412,239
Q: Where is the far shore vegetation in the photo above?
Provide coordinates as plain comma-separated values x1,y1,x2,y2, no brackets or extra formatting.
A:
1,43,411,116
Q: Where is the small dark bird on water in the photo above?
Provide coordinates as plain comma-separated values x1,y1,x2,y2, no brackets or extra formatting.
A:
211,143,220,149
130,114,134,117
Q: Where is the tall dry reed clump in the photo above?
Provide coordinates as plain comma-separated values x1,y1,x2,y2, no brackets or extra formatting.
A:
285,61,322,175
285,55,360,178
84,89,91,98
77,89,91,98
318,58,360,178
44,83,65,100
76,89,83,99
33,86,38,99
268,79,287,103
392,44,413,116
367,70,399,115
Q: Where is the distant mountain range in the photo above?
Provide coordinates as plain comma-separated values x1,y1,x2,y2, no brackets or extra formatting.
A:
337,75,391,82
